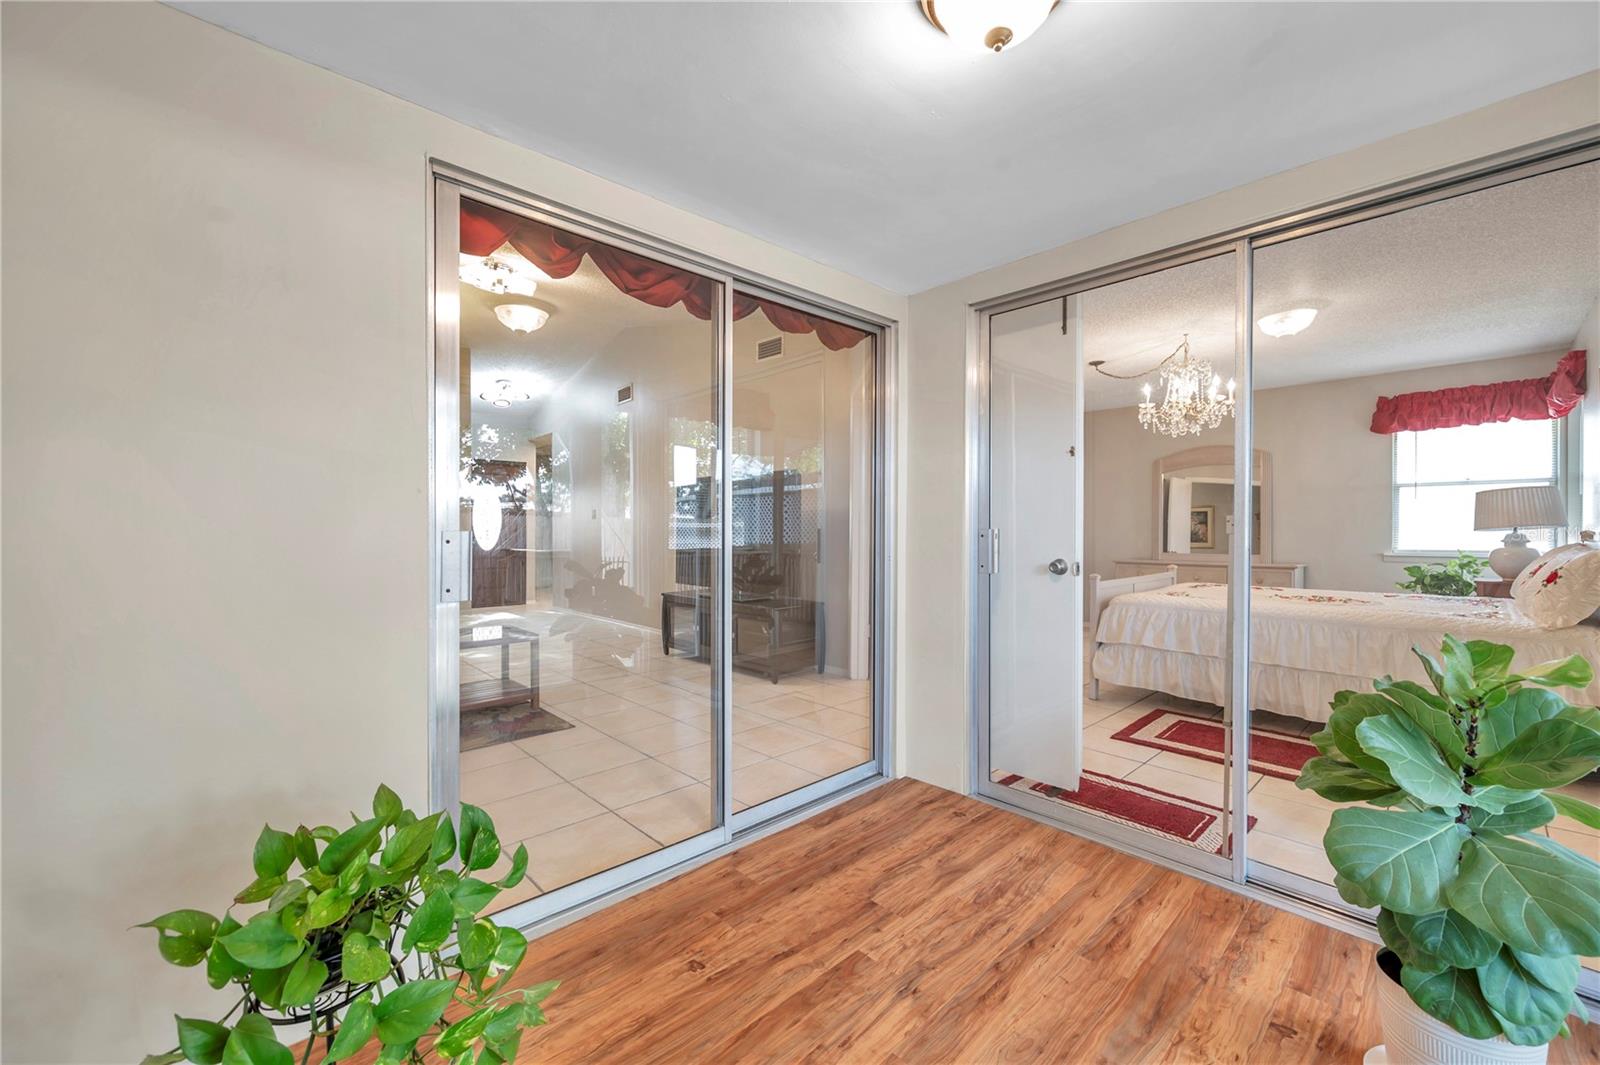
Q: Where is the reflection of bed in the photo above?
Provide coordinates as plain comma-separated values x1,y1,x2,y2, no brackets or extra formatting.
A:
1088,576,1600,723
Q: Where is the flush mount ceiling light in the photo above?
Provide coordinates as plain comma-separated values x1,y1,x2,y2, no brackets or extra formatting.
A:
478,379,532,408
459,245,549,297
920,0,1058,54
1257,307,1319,337
494,304,549,333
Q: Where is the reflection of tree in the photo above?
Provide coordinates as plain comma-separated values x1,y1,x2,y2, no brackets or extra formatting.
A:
669,417,768,480
601,413,632,515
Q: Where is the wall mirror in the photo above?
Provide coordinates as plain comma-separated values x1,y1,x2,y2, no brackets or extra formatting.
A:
1154,446,1271,561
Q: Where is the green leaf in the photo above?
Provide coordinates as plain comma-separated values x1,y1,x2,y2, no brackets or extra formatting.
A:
1463,784,1545,815
1476,688,1569,762
491,926,528,975
458,804,501,871
403,888,454,953
1476,947,1577,1030
483,1002,525,1043
219,1014,291,1065
496,844,529,890
452,877,499,919
1354,715,1470,809
375,1042,415,1065
432,815,457,864
381,812,442,872
234,876,285,905
292,826,319,870
318,818,383,876
1466,640,1516,683
1548,791,1600,830
142,1053,187,1065
1374,678,1468,768
1446,833,1600,956
1325,694,1406,781
1333,874,1380,909
175,1017,229,1065
220,912,304,969
434,1006,496,1058
304,888,354,931
372,784,404,825
373,978,458,1044
1506,653,1594,690
1400,965,1501,1040
1392,910,1501,969
248,965,290,1011
139,910,219,968
457,918,497,971
1295,757,1406,805
280,952,329,1009
325,993,375,1061
205,916,246,990
522,979,560,1006
266,880,308,915
1466,795,1555,836
1378,909,1447,973
252,825,295,880
1324,807,1466,914
341,931,392,984
1437,636,1480,705
1473,713,1600,790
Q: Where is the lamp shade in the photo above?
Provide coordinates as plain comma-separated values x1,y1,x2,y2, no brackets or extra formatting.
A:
1473,485,1567,530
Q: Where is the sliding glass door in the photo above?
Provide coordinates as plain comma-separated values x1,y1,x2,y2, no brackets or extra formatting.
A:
974,144,1600,997
432,176,887,925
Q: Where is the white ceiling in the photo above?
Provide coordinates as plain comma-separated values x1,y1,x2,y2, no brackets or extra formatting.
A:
173,1,1600,293
993,160,1600,409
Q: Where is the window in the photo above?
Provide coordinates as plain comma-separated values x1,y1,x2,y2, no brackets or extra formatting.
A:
1391,419,1563,553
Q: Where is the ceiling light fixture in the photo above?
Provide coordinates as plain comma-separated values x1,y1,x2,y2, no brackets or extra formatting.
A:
478,379,532,408
494,304,549,333
459,245,549,297
920,0,1058,54
1257,307,1319,337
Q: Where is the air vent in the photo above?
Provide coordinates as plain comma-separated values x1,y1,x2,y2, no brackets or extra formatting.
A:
616,383,634,404
756,336,784,361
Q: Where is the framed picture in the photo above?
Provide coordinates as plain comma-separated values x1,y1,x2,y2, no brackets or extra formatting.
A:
1189,505,1215,548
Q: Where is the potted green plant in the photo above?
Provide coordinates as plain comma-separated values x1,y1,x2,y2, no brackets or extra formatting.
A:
1296,636,1600,1063
137,784,557,1064
1396,552,1488,596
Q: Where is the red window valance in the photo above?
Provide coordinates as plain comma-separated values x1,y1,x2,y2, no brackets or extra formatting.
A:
462,200,870,352
1368,350,1587,434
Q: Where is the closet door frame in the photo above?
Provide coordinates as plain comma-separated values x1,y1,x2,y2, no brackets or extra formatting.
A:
968,131,1600,944
428,161,896,932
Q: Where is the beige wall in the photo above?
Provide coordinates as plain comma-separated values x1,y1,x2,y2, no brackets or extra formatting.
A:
0,4,904,1061
902,71,1600,795
1578,299,1600,528
1086,351,1571,593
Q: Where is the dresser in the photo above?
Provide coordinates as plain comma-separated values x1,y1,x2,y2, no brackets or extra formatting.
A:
1112,558,1307,588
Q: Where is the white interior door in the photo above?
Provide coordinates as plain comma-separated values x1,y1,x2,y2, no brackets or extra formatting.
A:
988,296,1083,790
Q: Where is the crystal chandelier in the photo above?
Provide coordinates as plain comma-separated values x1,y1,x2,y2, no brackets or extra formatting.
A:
1135,336,1236,438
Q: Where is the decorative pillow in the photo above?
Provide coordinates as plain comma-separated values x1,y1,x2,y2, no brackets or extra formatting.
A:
1511,543,1600,629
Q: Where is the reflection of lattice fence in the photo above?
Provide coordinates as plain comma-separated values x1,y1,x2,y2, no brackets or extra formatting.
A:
670,471,820,551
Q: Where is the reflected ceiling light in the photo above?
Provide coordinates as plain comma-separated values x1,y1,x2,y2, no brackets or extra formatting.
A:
478,379,532,408
920,0,1058,54
459,245,549,296
494,304,549,333
1257,307,1318,337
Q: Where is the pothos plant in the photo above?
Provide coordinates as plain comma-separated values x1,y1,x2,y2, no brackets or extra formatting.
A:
1296,636,1600,1045
1395,551,1487,597
138,785,556,1065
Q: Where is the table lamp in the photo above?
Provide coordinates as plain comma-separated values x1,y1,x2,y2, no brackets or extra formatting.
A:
1473,485,1568,579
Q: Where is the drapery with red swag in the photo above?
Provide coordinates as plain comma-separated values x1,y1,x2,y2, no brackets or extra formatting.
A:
1368,350,1587,434
461,200,871,351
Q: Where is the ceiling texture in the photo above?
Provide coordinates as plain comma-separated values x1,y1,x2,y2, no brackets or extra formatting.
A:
174,1,1600,294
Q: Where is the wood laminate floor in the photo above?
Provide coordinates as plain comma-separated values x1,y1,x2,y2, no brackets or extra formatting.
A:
338,778,1599,1063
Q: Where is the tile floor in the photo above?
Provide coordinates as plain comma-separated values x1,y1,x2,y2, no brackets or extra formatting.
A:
458,605,873,910
1049,633,1600,898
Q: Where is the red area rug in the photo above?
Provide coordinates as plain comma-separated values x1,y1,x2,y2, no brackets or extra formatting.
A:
993,770,1253,855
1112,707,1317,782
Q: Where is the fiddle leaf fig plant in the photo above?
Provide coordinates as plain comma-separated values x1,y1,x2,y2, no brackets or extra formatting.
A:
1297,636,1600,1046
137,785,557,1064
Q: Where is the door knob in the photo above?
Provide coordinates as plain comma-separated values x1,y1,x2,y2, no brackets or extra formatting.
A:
1048,558,1070,575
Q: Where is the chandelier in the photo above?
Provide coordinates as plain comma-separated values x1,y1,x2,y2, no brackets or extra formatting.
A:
1090,335,1235,439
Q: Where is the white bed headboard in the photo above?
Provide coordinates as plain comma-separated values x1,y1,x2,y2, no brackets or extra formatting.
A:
1087,565,1180,637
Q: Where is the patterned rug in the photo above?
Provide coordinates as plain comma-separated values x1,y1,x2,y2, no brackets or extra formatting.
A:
460,703,573,752
1112,707,1318,782
993,770,1252,854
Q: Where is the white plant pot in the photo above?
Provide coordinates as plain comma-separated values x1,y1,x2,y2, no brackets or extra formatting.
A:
1369,952,1548,1065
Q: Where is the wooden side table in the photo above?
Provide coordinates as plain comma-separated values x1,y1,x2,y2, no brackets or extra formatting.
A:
1474,578,1515,598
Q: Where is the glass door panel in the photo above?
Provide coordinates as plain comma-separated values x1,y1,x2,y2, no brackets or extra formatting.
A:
727,292,877,819
984,252,1239,870
449,192,724,913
